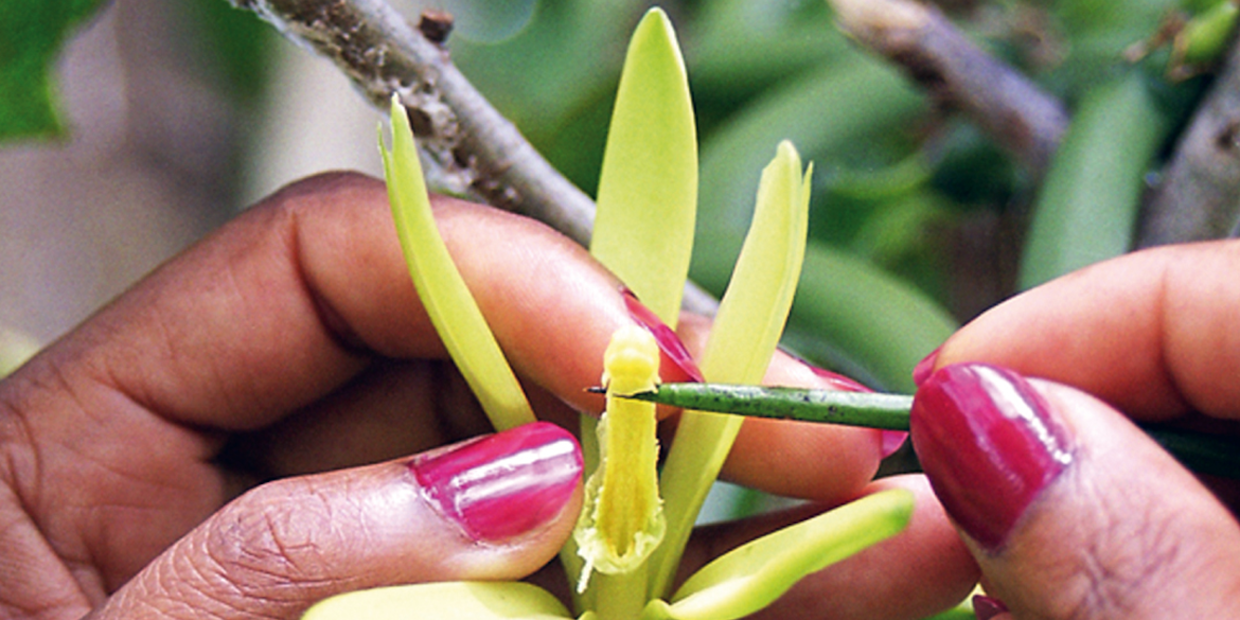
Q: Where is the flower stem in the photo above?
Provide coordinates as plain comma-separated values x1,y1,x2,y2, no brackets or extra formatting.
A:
622,383,1240,480
621,383,913,430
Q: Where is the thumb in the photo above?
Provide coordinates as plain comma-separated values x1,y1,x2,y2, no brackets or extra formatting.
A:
93,422,583,620
910,363,1240,619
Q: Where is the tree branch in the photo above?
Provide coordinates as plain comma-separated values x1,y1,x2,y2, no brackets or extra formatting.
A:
1139,39,1240,247
829,0,1069,179
229,0,719,313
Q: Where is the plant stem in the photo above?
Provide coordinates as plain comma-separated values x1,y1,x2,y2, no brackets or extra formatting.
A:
828,0,1069,179
1140,38,1240,246
226,0,721,316
625,383,913,430
591,568,650,620
622,383,1240,480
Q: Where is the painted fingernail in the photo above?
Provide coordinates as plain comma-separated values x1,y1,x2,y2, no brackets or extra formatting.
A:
910,363,1073,550
912,345,941,387
880,430,909,458
972,594,1009,620
412,421,582,542
622,287,705,383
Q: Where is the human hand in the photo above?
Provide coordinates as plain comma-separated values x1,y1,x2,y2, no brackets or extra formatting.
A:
0,172,976,620
910,241,1240,618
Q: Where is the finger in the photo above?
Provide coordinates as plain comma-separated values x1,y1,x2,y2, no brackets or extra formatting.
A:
0,172,624,588
91,422,583,620
924,240,1240,420
912,363,1240,618
674,475,978,620
215,358,476,479
46,172,628,433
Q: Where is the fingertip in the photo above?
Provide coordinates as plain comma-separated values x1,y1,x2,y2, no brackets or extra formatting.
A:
95,423,585,620
914,363,1240,618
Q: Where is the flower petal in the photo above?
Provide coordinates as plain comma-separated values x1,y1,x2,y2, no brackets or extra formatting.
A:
380,96,535,431
589,7,697,326
664,489,914,620
302,582,572,620
650,142,811,598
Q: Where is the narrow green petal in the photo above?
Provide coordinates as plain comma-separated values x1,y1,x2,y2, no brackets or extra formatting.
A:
302,582,572,620
664,489,914,620
702,141,810,383
589,7,697,325
380,96,535,431
651,142,811,598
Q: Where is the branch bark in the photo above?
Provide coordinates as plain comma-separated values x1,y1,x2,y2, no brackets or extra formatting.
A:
229,0,719,313
829,0,1069,179
1139,39,1240,247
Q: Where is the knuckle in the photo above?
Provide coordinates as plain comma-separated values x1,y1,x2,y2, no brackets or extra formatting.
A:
1049,480,1187,620
200,479,344,599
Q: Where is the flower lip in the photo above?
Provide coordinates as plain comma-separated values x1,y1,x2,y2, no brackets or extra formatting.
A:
621,287,705,383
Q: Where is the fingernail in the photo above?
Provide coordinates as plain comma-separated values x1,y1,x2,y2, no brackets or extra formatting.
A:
912,345,941,387
622,287,705,383
412,422,582,542
910,363,1073,550
880,430,909,458
973,594,1008,620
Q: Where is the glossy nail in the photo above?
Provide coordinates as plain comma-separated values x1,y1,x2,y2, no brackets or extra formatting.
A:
912,345,941,387
412,422,582,542
622,287,705,383
910,364,1073,550
972,594,1009,620
879,430,909,458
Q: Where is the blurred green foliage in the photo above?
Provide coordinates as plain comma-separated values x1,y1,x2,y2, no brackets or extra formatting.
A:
1,0,1228,391
446,0,1213,391
0,0,108,140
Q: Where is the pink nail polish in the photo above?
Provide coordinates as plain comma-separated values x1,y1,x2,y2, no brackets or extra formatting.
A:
412,422,582,542
621,287,705,383
910,364,1073,550
912,345,942,387
973,594,1009,620
880,430,909,458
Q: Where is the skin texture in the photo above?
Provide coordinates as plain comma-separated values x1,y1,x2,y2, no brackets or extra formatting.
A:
916,241,1240,619
0,173,976,620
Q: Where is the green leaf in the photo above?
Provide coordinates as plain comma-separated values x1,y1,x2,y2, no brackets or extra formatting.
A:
1018,70,1168,290
784,243,957,393
589,6,697,325
380,96,535,431
0,0,106,140
302,581,572,620
662,489,913,620
651,142,811,599
691,52,940,391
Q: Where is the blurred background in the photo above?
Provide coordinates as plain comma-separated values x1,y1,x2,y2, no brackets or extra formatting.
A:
0,0,1215,389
